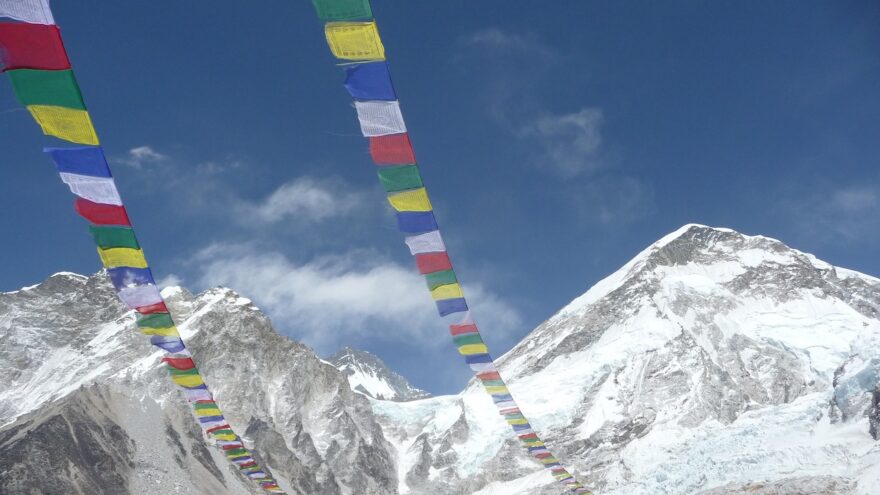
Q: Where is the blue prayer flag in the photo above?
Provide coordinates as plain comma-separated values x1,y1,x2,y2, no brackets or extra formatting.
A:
150,336,187,353
343,62,396,100
199,415,225,423
437,297,468,316
464,352,492,364
397,211,438,233
44,146,111,177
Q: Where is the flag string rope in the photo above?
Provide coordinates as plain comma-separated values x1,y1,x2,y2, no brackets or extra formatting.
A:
0,2,284,493
309,1,591,493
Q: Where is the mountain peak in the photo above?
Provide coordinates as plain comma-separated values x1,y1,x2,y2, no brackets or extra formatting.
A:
329,347,431,402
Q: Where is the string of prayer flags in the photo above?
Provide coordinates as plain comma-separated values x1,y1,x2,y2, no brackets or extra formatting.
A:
2,2,284,491
314,2,591,493
0,0,53,25
0,23,69,71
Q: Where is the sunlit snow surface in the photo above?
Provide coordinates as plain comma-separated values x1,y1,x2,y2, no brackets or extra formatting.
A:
371,225,880,494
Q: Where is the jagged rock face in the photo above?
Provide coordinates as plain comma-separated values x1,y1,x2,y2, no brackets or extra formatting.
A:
329,347,431,401
372,225,880,494
0,274,397,494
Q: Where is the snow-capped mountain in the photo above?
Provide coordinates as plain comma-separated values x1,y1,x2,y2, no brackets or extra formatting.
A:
2,224,880,494
329,347,430,402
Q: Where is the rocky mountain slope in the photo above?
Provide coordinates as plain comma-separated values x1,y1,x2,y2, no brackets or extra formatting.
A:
329,347,430,402
2,224,879,494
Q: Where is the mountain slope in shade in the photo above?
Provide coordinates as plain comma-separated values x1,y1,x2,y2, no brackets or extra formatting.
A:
329,347,431,402
370,224,880,494
0,274,397,495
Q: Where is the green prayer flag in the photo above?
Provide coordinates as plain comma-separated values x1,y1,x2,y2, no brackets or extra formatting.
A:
454,333,484,346
137,312,174,329
226,448,248,457
425,269,457,290
89,226,139,249
7,69,86,109
194,402,218,410
168,367,199,377
480,379,505,387
312,0,372,21
377,165,423,192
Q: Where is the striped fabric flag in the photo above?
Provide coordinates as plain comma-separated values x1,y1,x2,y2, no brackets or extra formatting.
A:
7,69,97,143
0,23,69,71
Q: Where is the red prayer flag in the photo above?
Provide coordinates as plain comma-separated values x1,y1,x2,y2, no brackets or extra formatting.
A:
450,323,478,336
415,251,452,274
0,23,70,72
222,443,243,450
74,198,131,226
238,461,257,468
369,133,416,165
478,371,502,381
162,357,196,370
206,424,231,434
536,452,552,459
519,433,538,440
137,302,169,315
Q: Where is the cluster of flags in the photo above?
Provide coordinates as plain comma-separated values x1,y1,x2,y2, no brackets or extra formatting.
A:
311,0,591,493
0,2,283,492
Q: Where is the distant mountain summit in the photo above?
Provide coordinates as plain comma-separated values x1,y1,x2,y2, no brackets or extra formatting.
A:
329,347,430,402
2,225,879,494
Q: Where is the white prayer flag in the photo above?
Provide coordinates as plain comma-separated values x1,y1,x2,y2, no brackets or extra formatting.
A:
184,388,213,402
354,100,406,137
117,284,163,309
59,173,122,205
404,230,445,255
0,0,54,25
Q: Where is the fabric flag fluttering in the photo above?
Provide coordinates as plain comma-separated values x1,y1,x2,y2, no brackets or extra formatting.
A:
0,3,283,493
309,0,592,492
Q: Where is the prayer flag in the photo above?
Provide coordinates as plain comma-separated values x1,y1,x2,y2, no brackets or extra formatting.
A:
45,146,110,177
325,21,385,61
460,344,490,356
377,165,422,193
450,323,478,336
150,336,186,353
0,23,68,71
453,333,482,346
91,227,140,250
369,133,415,165
117,284,163,309
354,100,406,136
430,282,463,301
58,173,121,205
436,297,468,316
387,187,431,212
138,312,174,328
312,0,371,21
0,0,54,25
163,356,196,371
140,325,179,337
138,301,169,315
343,62,395,100
97,247,148,269
27,105,99,144
171,373,204,388
74,198,130,226
396,211,437,234
425,269,456,290
404,230,445,255
8,69,85,109
414,251,452,274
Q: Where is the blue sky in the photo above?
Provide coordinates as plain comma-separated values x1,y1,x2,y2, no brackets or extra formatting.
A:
2,1,878,394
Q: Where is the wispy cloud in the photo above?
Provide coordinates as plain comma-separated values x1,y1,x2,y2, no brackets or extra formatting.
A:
234,177,367,225
568,175,654,225
192,245,522,354
521,108,605,177
116,145,167,168
779,181,880,241
460,28,553,58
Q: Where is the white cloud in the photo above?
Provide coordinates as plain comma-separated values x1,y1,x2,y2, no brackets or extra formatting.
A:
192,245,522,354
521,108,605,177
781,182,880,241
117,146,167,168
235,176,367,225
156,273,184,289
461,28,550,56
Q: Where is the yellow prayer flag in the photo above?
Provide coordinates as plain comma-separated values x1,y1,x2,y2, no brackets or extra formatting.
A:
459,343,489,356
541,457,559,465
387,187,432,212
171,373,204,388
97,247,148,268
325,21,385,61
213,433,237,441
430,282,463,301
195,407,222,417
140,326,180,337
27,105,99,145
506,417,528,425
